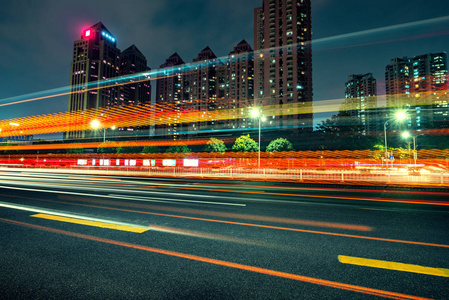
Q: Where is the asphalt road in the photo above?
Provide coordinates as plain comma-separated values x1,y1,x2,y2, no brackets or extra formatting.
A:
0,170,448,299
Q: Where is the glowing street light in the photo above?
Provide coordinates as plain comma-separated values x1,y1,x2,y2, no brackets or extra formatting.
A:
91,120,115,143
384,110,407,159
90,119,101,129
251,108,267,168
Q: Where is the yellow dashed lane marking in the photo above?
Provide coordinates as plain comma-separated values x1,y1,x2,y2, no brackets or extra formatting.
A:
338,255,449,277
31,213,148,233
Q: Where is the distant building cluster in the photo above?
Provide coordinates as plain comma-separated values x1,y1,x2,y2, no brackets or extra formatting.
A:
64,0,448,144
344,52,448,135
65,0,313,141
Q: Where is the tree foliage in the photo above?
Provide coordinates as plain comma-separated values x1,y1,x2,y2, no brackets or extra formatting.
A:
97,141,116,154
116,146,142,154
315,111,382,150
232,134,258,152
67,148,84,154
315,111,363,136
166,144,191,153
266,138,294,152
142,146,161,153
204,138,227,153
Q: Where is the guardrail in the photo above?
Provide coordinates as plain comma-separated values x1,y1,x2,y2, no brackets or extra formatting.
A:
145,167,448,186
2,165,447,187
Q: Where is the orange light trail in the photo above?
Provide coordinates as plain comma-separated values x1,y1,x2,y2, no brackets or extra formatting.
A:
0,217,434,300
3,193,449,249
0,88,447,141
127,184,449,207
0,101,314,138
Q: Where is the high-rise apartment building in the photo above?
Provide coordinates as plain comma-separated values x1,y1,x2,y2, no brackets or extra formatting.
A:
156,47,225,137
155,42,256,138
344,73,377,135
68,23,121,110
156,53,185,105
155,53,188,137
119,44,151,106
66,22,151,140
385,53,448,129
186,46,221,134
227,40,255,130
254,0,313,132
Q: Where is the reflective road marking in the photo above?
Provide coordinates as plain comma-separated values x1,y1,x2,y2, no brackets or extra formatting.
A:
0,217,433,300
338,255,449,277
31,213,148,233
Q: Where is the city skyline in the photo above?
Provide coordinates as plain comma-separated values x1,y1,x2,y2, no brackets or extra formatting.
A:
1,0,449,133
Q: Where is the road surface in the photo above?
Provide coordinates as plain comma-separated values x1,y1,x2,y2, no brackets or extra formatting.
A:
0,170,448,299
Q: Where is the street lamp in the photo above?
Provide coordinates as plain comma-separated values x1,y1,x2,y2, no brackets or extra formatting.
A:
91,120,115,143
384,110,407,159
251,108,266,168
402,131,418,165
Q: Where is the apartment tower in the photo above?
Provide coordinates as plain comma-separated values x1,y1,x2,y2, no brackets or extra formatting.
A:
155,53,187,137
385,53,448,129
344,73,377,135
227,40,255,130
119,44,151,106
254,0,313,132
67,22,120,139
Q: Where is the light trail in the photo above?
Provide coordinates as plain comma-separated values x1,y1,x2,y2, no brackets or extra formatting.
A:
1,139,448,159
313,15,449,45
0,100,314,138
3,192,448,249
1,15,447,139
128,183,449,207
0,184,245,207
1,89,447,140
30,213,292,250
0,179,372,231
0,217,434,300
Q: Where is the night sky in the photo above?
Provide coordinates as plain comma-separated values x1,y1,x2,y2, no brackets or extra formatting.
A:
1,0,448,135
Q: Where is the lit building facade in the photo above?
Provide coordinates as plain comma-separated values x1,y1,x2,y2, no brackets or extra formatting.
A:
155,53,187,137
66,22,151,140
227,40,255,130
67,22,120,140
254,0,313,132
155,42,256,138
344,73,377,135
385,53,448,129
119,44,151,106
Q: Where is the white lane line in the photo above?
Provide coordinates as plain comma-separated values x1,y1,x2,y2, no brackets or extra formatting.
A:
0,201,149,230
0,185,245,207
107,194,245,206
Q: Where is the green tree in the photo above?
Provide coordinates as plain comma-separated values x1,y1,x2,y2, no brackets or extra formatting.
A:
232,134,258,152
371,144,385,159
166,144,191,153
97,141,116,154
142,146,161,153
315,111,382,150
266,138,294,152
316,111,363,136
67,148,84,154
204,138,226,153
116,146,142,154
